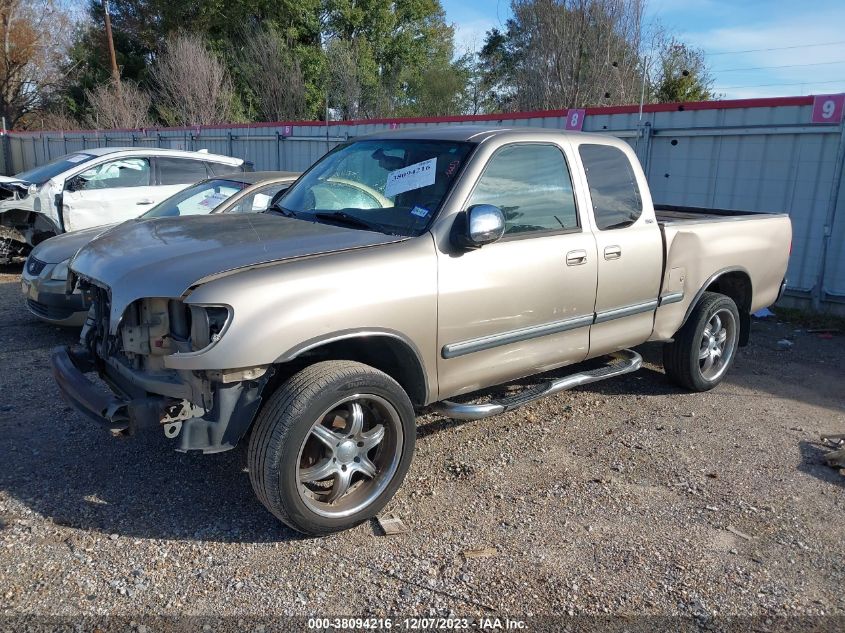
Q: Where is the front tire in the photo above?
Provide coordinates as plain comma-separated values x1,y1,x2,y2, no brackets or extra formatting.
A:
248,360,416,535
663,292,740,392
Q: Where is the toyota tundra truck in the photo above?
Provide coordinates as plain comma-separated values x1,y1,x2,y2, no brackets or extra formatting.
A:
51,127,792,535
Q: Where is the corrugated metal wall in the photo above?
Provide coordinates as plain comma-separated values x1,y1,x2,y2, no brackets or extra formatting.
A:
3,97,844,308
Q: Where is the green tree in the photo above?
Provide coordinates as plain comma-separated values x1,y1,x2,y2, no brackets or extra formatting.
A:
475,28,516,113
60,0,323,121
653,40,714,103
323,0,467,118
58,0,466,124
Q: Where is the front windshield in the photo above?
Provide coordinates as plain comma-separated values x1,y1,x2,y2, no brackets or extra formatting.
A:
279,139,475,236
142,178,248,218
15,153,95,184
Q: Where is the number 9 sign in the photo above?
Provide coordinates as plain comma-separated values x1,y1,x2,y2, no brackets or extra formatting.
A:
811,94,845,124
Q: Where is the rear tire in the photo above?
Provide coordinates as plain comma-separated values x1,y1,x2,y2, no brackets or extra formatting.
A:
248,360,416,535
663,292,740,392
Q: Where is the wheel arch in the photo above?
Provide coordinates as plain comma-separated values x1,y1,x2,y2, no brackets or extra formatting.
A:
0,208,60,246
272,329,430,407
682,267,753,346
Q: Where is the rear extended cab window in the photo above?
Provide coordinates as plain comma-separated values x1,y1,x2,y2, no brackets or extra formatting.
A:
579,144,642,230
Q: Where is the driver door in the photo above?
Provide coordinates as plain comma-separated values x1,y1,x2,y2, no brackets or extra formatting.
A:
62,157,153,232
436,142,599,398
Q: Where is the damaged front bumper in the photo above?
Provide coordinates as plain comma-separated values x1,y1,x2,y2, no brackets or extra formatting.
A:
50,345,270,453
51,345,162,432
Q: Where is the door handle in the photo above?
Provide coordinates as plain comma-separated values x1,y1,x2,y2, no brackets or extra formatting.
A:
604,245,622,260
566,249,588,266
136,199,154,205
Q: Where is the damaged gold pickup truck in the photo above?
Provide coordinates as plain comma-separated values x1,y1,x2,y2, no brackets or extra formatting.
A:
52,127,792,535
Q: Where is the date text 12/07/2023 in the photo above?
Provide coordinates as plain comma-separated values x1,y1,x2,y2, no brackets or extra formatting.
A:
305,616,529,630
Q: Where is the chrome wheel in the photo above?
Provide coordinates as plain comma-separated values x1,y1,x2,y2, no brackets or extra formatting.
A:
296,394,403,519
698,308,737,381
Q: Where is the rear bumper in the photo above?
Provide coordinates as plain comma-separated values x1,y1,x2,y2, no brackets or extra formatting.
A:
50,346,160,432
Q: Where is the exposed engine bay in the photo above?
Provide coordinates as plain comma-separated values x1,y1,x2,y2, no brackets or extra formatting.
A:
0,173,70,263
76,276,272,453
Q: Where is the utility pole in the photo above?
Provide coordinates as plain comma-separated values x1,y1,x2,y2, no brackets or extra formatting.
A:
325,93,330,152
638,55,649,121
103,0,120,85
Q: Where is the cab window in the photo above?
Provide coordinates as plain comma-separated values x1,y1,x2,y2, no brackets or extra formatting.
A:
467,144,578,235
579,144,642,230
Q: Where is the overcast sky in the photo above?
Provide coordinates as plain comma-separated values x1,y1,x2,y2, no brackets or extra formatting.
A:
441,0,845,100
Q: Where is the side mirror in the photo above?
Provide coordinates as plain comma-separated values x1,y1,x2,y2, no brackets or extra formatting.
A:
65,176,84,193
454,204,505,249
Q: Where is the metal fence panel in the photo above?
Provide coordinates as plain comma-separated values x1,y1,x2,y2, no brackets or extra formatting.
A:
3,97,844,308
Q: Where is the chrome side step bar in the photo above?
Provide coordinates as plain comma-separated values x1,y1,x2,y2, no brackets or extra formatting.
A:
431,349,642,421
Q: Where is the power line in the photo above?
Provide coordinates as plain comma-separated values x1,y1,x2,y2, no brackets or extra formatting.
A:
715,78,845,90
706,40,845,56
714,60,845,73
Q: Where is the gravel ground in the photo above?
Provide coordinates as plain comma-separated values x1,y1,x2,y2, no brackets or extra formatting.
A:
1,264,844,623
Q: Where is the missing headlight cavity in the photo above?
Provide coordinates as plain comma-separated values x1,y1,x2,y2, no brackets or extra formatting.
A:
189,305,230,351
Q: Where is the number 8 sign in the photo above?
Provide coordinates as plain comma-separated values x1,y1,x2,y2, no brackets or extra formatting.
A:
811,94,845,124
565,109,586,131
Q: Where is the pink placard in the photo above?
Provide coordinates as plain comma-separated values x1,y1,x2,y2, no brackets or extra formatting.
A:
389,122,400,130
282,125,293,136
565,109,586,131
811,94,845,124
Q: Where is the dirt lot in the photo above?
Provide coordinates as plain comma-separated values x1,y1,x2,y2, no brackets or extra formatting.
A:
1,263,844,623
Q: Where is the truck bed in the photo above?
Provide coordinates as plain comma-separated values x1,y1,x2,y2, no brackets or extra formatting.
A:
654,204,783,225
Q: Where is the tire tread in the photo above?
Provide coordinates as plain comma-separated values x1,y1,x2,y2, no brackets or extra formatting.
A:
663,291,739,392
247,360,412,535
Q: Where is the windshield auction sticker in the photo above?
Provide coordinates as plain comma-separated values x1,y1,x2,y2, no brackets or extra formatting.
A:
199,191,231,207
384,158,436,198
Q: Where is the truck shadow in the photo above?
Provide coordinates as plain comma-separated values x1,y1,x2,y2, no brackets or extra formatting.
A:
0,422,305,543
417,343,681,440
0,392,303,543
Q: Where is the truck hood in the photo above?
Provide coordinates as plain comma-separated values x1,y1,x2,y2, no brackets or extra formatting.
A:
70,213,406,329
31,224,119,264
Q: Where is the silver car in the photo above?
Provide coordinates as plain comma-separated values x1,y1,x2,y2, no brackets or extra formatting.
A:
21,171,299,326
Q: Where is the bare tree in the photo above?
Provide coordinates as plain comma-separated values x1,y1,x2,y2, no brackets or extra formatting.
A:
236,25,307,122
30,107,82,131
326,38,363,120
84,78,152,129
151,34,233,126
507,0,652,110
0,0,71,128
